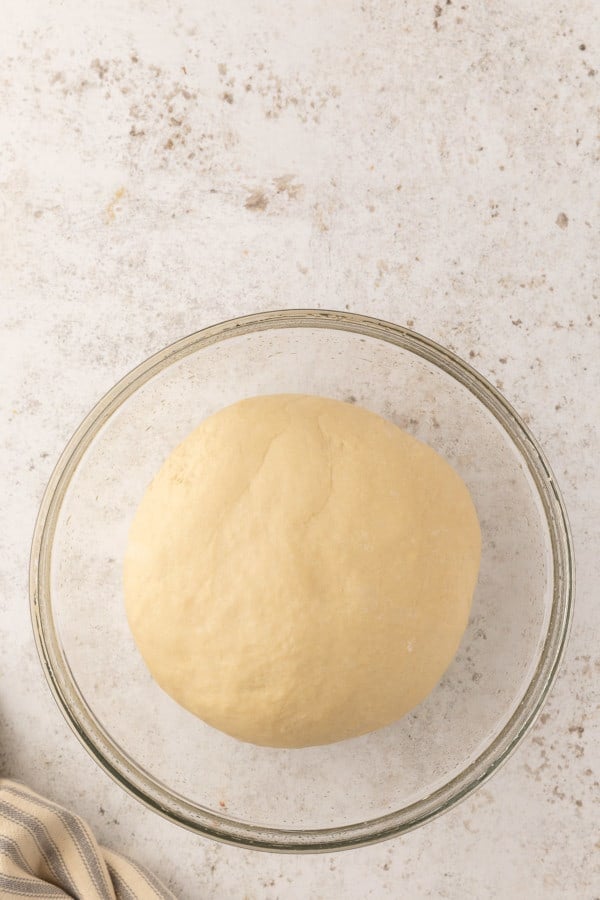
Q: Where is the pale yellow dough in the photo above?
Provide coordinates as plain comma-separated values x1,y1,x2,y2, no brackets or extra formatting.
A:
124,394,481,748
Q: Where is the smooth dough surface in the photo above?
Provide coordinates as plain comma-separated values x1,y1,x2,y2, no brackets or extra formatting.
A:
124,394,481,748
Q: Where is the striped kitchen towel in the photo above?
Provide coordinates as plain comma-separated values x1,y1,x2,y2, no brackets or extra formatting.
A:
0,779,177,899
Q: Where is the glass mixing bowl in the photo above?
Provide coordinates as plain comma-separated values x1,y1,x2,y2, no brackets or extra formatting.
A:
30,310,573,851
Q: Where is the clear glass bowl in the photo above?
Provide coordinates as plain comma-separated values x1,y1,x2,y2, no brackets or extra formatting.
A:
30,310,573,852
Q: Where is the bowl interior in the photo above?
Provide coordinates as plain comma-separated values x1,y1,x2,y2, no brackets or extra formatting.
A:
48,322,553,835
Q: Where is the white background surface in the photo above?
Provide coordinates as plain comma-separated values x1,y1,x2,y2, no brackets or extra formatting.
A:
1,1,599,897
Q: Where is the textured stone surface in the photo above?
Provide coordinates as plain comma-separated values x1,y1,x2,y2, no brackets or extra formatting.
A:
1,1,599,897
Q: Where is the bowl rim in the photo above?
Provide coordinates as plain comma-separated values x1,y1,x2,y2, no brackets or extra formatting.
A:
29,308,574,852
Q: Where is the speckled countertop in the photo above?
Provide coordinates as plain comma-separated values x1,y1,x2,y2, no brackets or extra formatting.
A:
1,1,599,897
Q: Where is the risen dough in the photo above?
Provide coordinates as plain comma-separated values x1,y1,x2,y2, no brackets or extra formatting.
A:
124,394,481,748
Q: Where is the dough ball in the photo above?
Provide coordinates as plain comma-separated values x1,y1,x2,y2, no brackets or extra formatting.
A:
124,394,481,748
